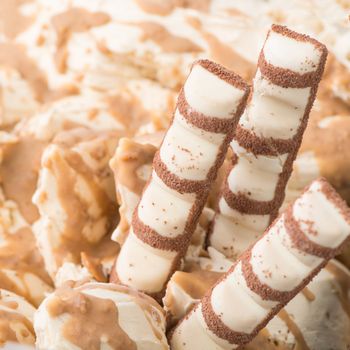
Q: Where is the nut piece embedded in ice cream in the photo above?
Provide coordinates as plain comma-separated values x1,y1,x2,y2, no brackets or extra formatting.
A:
34,281,169,350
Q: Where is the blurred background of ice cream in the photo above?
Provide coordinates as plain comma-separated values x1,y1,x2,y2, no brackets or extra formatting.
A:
0,0,349,348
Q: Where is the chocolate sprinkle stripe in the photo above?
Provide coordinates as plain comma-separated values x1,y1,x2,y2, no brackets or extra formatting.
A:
201,291,252,345
260,25,327,89
222,185,278,216
318,177,350,225
221,151,297,217
272,24,328,63
132,210,187,252
153,151,211,194
177,89,235,134
234,125,296,157
259,52,316,89
284,208,337,259
196,59,249,91
241,250,295,303
284,178,350,259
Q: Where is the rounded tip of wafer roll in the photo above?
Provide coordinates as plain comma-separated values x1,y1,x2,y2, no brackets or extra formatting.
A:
270,24,328,52
193,59,251,92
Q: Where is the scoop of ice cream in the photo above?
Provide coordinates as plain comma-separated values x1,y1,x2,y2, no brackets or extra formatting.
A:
0,289,36,346
2,0,349,130
22,86,174,140
165,257,350,350
34,281,169,350
0,187,52,307
32,128,119,278
0,127,54,307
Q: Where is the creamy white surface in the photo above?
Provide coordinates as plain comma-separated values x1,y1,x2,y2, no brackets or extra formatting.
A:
263,30,322,73
34,282,169,350
184,64,243,118
116,229,176,293
293,180,350,248
33,134,117,278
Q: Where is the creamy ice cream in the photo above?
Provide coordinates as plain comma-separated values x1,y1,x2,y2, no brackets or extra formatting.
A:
0,289,36,346
0,1,349,349
0,187,52,307
33,128,120,279
34,281,169,350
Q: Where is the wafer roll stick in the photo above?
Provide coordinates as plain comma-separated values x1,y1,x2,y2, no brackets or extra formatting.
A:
208,25,328,259
110,60,249,296
170,178,350,349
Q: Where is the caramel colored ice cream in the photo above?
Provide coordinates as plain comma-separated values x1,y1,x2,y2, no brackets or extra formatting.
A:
0,289,36,346
34,281,169,350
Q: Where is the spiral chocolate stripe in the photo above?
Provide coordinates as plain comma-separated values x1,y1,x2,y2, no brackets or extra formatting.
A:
170,178,350,349
201,292,252,345
222,186,280,215
234,125,296,156
196,59,249,90
208,25,328,259
241,250,294,303
284,207,346,259
111,59,249,297
153,151,210,194
132,210,186,252
177,89,235,134
258,52,319,89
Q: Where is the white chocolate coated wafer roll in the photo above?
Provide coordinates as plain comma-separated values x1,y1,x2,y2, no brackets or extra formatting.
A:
170,178,350,349
209,25,328,259
111,60,249,297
